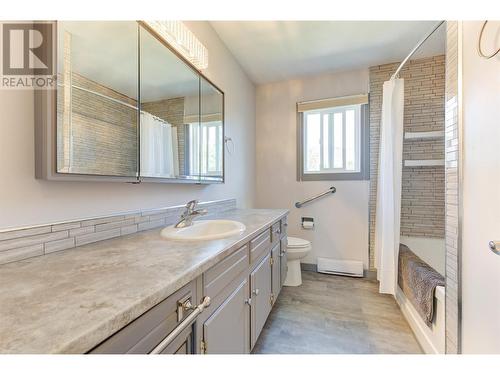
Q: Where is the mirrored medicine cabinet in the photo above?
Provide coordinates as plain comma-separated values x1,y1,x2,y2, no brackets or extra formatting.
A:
35,21,224,184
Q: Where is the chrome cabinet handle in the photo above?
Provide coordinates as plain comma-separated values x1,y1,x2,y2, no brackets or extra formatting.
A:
245,298,252,306
489,241,500,255
150,296,211,354
252,288,260,296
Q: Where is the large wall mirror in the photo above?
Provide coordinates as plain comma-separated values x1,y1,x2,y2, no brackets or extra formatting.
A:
139,24,201,181
56,21,139,178
38,21,224,184
199,77,224,182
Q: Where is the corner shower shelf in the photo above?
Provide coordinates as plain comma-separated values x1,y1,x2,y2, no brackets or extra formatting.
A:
404,159,445,167
404,130,445,140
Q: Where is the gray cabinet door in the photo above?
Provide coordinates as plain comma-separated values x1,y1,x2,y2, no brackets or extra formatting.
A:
271,243,281,304
250,253,272,348
203,278,250,354
280,236,288,287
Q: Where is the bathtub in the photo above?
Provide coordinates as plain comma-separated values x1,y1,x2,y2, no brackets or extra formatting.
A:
395,236,446,354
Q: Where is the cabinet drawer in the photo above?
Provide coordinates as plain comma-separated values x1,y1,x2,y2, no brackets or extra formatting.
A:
89,280,197,354
203,244,249,299
250,229,271,263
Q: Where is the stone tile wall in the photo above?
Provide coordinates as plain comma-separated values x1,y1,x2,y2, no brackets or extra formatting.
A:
369,55,446,269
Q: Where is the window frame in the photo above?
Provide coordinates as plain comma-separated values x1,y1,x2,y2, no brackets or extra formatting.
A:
297,102,369,181
187,120,223,178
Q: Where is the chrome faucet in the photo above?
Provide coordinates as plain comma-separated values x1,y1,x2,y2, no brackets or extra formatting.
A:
174,200,208,228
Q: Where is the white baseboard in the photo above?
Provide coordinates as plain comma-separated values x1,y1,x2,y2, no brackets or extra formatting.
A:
395,286,445,354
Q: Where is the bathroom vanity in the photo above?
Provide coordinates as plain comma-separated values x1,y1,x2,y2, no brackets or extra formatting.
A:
91,214,288,354
0,209,288,354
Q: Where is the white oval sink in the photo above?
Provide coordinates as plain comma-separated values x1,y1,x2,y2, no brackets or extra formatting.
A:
160,220,246,241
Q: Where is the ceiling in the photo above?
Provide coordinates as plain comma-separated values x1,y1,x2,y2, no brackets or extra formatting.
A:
210,21,445,84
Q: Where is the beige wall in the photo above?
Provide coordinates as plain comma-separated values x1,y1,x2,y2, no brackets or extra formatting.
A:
255,69,370,269
460,20,500,353
0,21,256,229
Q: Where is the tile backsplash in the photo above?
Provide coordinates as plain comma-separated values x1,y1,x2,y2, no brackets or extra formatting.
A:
0,199,236,266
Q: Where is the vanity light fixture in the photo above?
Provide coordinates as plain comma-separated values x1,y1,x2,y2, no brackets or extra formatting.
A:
144,21,208,70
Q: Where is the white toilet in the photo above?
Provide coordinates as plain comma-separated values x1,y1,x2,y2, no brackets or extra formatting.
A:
283,236,311,286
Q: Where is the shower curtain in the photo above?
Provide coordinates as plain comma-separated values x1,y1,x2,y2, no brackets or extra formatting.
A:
140,112,177,178
375,78,405,295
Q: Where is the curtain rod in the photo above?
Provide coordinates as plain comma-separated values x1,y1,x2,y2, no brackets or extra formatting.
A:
391,21,445,80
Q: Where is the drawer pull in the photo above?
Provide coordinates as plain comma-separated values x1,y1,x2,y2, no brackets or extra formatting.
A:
150,296,211,354
245,298,252,306
252,288,260,296
177,297,194,322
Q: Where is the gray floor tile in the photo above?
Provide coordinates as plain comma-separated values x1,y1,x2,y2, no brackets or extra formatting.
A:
252,271,422,354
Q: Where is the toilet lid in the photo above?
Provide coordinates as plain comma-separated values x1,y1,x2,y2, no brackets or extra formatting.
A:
287,236,311,248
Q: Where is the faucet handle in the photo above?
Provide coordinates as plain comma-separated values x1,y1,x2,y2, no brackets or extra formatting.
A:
185,200,199,211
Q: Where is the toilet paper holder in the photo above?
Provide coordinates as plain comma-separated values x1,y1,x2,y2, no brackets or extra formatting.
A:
302,217,314,230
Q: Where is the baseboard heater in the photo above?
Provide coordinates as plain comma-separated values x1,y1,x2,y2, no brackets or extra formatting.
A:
317,257,364,278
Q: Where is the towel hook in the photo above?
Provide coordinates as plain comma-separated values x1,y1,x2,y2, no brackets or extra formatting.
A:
224,136,235,154
478,21,500,59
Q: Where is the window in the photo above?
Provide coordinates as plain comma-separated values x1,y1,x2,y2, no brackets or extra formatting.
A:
188,121,223,177
298,95,368,181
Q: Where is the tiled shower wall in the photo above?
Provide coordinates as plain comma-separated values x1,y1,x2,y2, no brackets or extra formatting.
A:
369,55,446,269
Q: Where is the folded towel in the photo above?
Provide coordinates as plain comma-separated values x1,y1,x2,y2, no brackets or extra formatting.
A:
398,244,445,327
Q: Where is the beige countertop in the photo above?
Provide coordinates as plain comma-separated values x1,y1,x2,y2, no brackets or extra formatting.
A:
0,208,288,354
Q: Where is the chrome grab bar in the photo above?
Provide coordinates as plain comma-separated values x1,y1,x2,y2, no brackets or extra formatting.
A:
489,241,500,256
150,296,211,354
295,186,336,208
